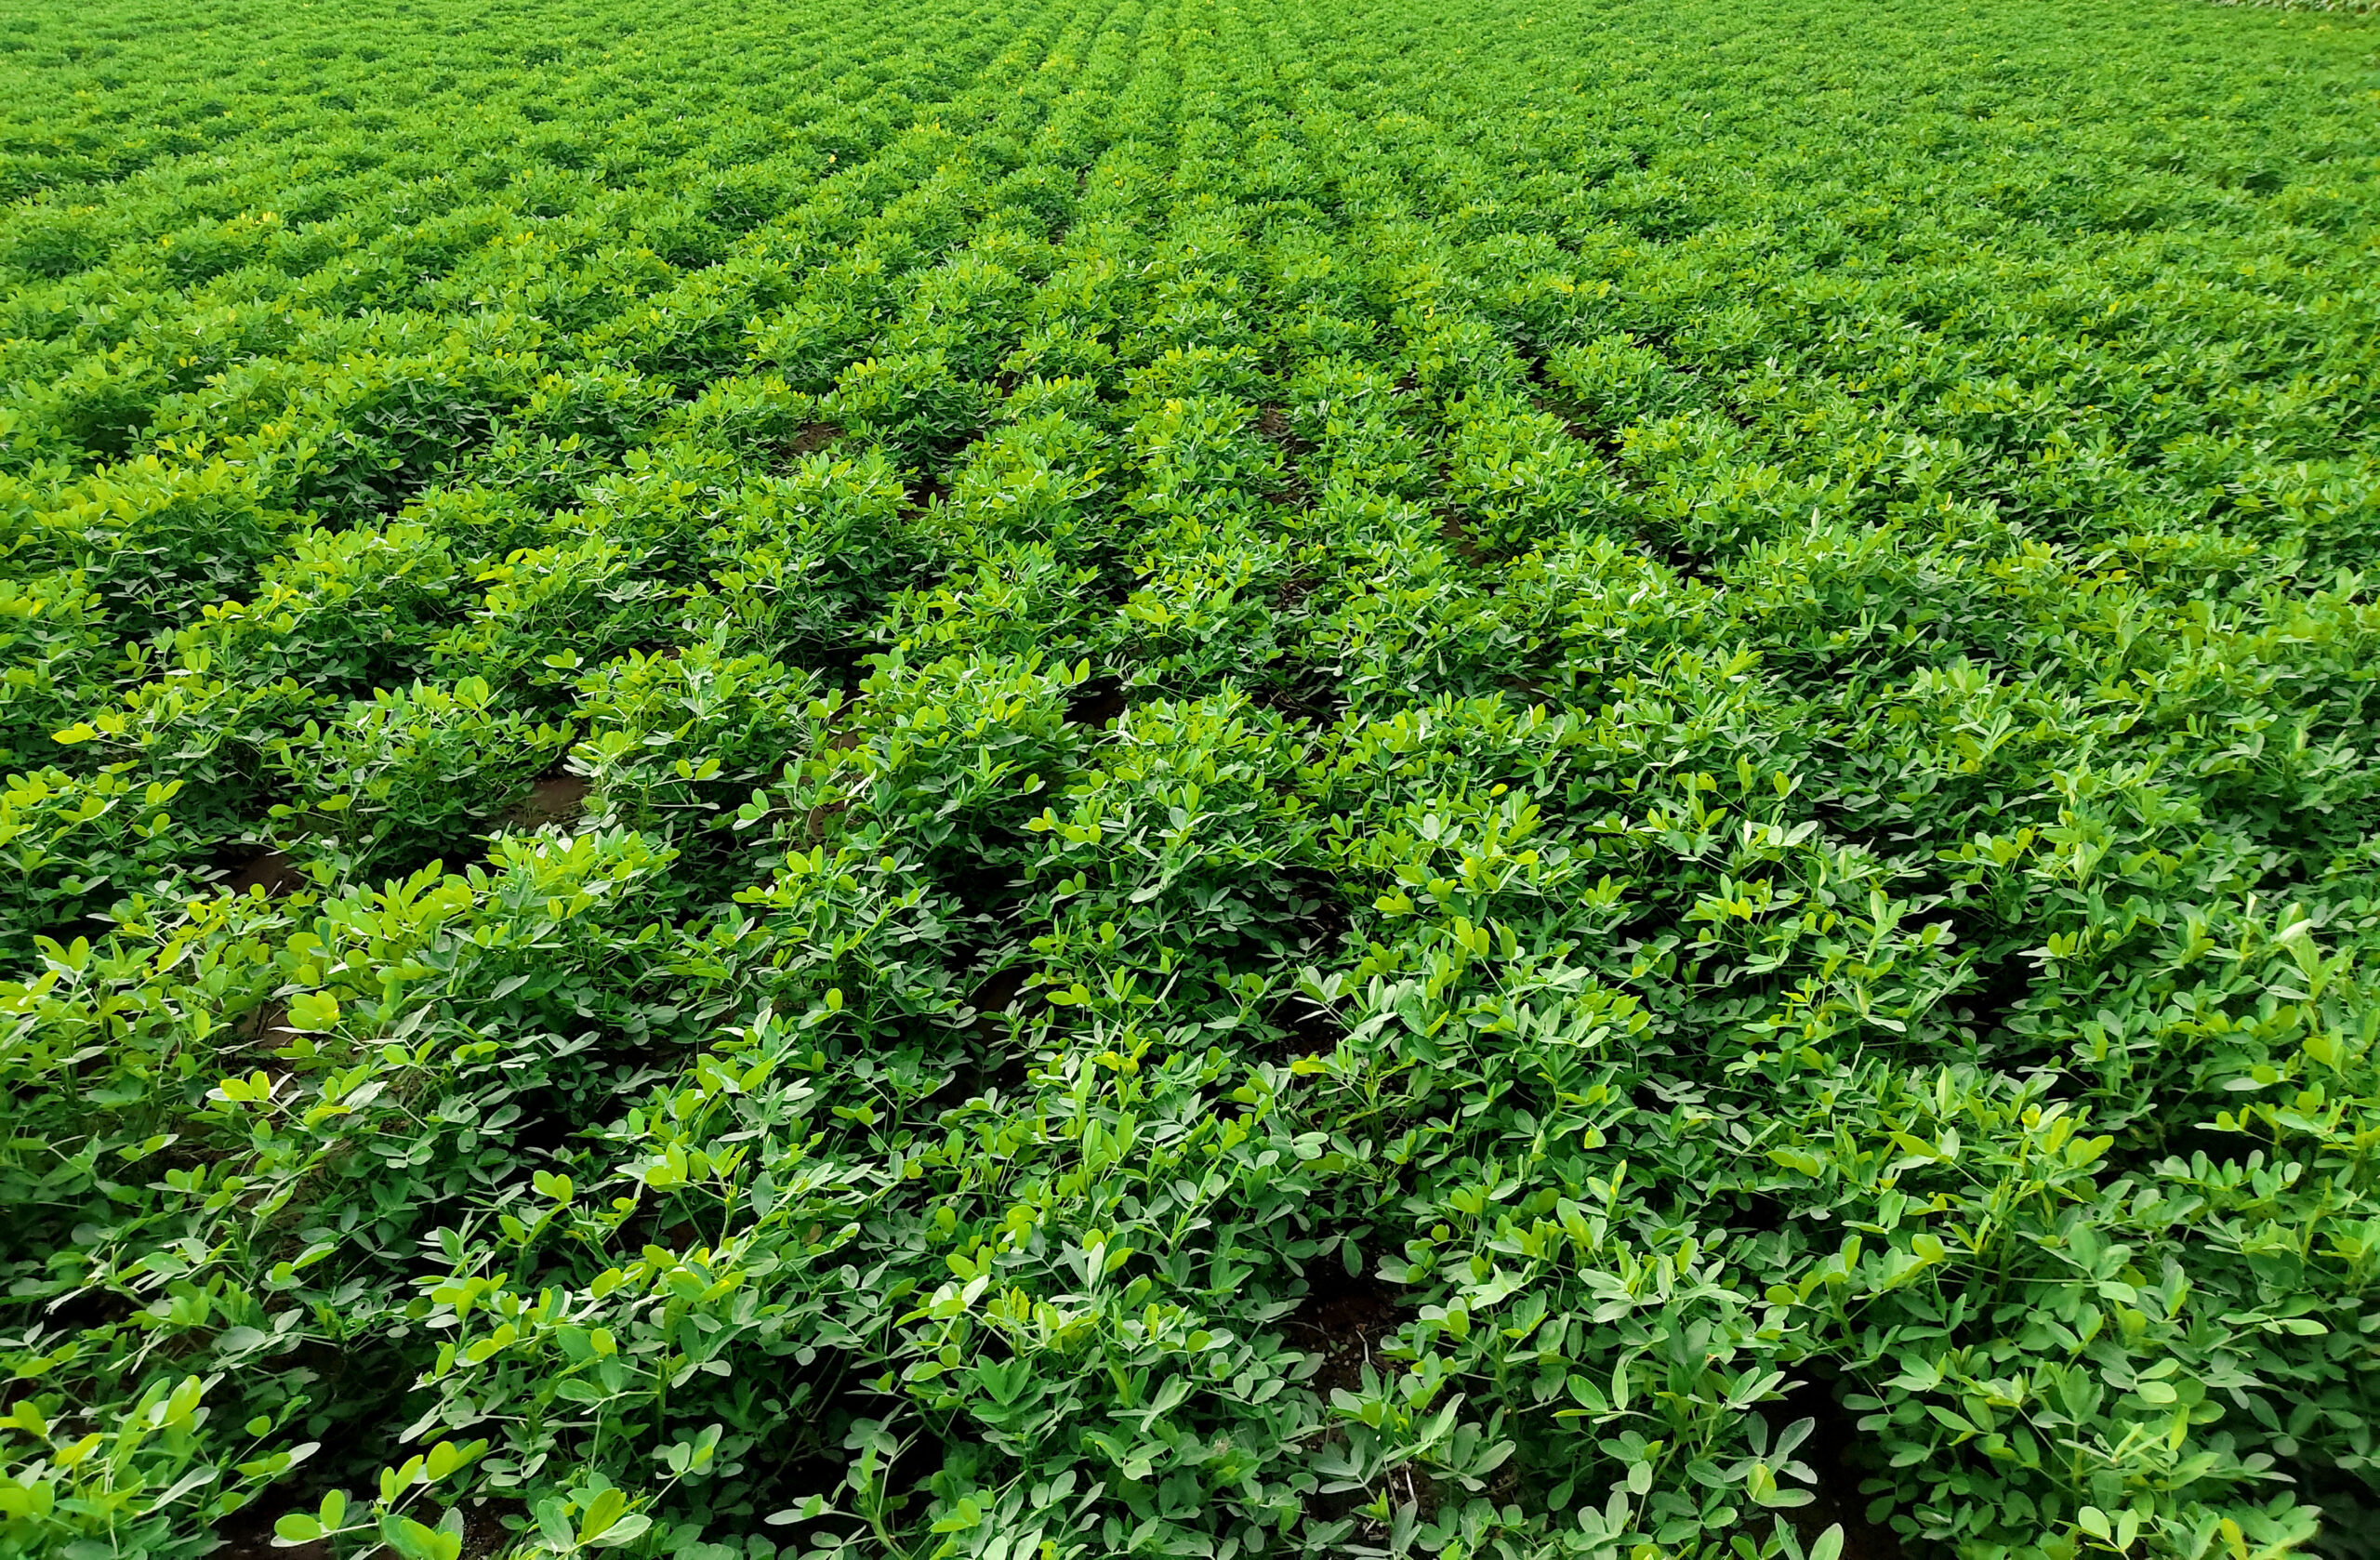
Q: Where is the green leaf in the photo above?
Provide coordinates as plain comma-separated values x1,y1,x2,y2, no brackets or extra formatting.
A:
285,991,342,1032
272,1514,324,1544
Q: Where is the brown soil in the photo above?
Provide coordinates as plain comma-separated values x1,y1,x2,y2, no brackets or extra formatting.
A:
1255,406,1316,509
1435,506,1487,564
226,849,307,897
1064,675,1129,730
788,420,843,456
509,773,589,829
1774,1383,1907,1560
1286,1261,1402,1400
1259,995,1340,1064
231,999,293,1049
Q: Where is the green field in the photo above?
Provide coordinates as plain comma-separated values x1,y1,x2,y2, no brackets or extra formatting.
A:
3,0,2377,1555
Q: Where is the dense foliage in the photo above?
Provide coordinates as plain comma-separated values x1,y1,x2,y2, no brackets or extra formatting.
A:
3,0,2378,1556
